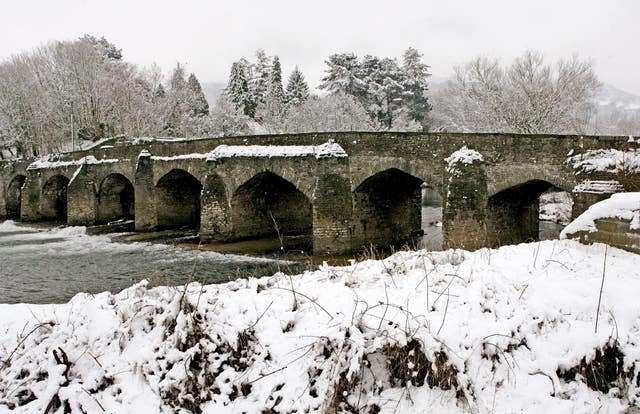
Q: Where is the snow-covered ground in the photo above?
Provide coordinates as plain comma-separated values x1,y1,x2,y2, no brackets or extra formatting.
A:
1,240,639,413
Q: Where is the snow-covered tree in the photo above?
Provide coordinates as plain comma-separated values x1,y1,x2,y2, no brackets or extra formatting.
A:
259,56,287,123
319,53,364,97
266,56,285,104
430,51,601,134
359,56,405,129
187,73,210,117
0,34,170,155
281,93,376,133
249,49,271,107
209,94,250,137
226,61,255,118
401,47,431,126
285,66,310,105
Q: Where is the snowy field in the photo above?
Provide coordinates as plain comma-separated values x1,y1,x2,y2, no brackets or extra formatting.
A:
1,240,639,413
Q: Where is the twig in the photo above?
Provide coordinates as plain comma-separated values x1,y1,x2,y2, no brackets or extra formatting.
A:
595,245,608,334
81,387,105,412
2,322,54,368
528,370,556,396
533,242,541,268
272,287,334,320
289,275,299,311
249,301,273,330
437,287,450,336
378,283,390,331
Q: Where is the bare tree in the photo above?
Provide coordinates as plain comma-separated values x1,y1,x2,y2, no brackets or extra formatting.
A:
430,51,601,134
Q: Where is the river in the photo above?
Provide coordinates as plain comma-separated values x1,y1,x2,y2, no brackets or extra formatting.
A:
0,206,564,304
0,220,304,304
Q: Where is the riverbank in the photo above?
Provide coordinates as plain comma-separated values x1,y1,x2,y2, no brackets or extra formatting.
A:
1,239,639,412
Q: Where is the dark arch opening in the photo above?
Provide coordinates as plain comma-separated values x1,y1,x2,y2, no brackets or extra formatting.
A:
41,175,70,221
231,171,312,242
353,168,426,250
6,175,26,219
156,169,202,229
487,180,571,246
97,174,134,224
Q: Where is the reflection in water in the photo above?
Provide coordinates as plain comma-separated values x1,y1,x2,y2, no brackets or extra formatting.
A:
421,206,443,251
0,221,303,304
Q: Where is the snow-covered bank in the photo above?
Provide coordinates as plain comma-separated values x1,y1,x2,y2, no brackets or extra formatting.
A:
562,192,640,237
1,240,640,413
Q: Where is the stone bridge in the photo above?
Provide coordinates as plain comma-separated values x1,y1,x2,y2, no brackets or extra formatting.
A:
1,132,637,254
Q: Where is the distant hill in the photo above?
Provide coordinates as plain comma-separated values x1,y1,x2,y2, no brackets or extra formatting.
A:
595,83,640,118
201,81,226,107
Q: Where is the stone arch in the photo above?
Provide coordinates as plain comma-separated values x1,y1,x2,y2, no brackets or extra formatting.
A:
352,168,425,249
155,169,202,229
97,173,135,224
41,175,70,221
488,169,573,198
6,174,26,219
231,171,312,241
487,179,569,246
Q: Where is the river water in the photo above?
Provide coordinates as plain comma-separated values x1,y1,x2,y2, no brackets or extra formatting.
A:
0,207,564,304
0,221,302,304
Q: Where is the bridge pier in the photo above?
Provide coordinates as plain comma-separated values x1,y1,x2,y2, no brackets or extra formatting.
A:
20,173,43,221
312,173,354,255
134,151,158,231
442,150,488,250
67,165,98,225
200,172,232,241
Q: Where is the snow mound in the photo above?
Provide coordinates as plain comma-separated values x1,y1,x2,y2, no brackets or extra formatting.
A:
561,192,640,237
445,146,483,176
2,240,640,413
568,149,640,175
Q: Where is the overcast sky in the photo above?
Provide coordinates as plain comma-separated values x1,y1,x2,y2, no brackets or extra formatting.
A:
1,0,638,94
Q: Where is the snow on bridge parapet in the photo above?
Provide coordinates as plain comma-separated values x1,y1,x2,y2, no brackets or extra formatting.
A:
207,140,347,161
144,141,348,163
573,179,625,194
27,155,120,170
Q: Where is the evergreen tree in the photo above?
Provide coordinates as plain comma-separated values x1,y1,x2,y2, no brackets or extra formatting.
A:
260,56,286,120
285,66,310,105
80,34,123,60
187,73,210,116
267,56,285,104
401,47,431,126
226,61,255,117
154,84,166,99
359,56,405,129
163,63,190,136
169,63,187,92
319,53,363,97
249,49,271,106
